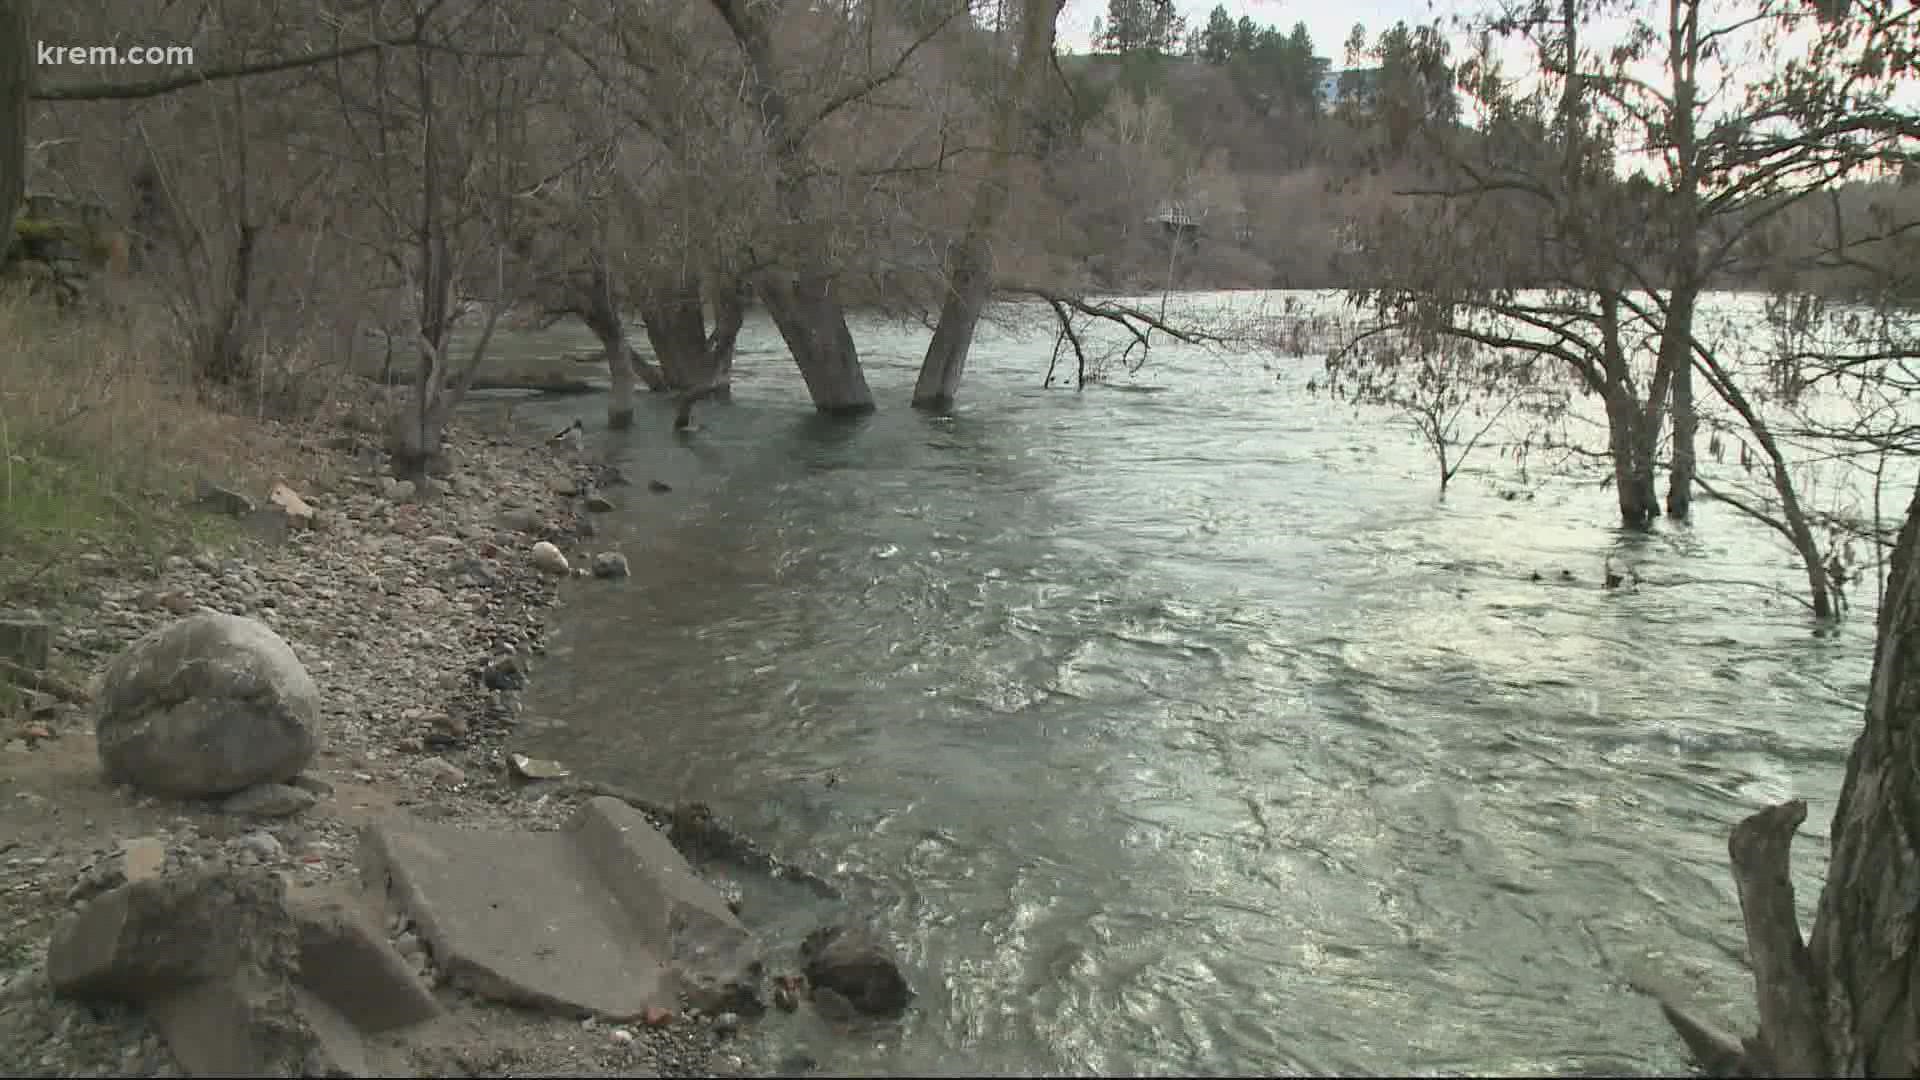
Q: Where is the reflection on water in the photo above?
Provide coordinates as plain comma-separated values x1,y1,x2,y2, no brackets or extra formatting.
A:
490,297,1864,1077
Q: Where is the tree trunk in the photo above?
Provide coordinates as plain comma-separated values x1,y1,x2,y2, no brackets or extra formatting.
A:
0,1,26,263
582,260,654,427
639,280,714,391
1603,385,1660,530
754,271,874,414
1802,478,1920,1072
704,270,746,398
711,0,874,416
912,0,1060,412
1666,314,1698,521
1685,476,1920,1076
914,241,994,412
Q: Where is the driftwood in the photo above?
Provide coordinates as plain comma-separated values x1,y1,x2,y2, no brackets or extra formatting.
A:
0,658,90,703
1729,799,1830,1077
1644,799,1834,1078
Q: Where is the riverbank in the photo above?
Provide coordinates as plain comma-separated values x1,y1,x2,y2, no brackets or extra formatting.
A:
0,385,770,1077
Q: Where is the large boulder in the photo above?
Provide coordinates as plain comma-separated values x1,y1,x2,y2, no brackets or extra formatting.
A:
95,613,322,798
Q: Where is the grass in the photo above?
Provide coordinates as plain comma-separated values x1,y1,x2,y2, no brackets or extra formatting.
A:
0,288,334,615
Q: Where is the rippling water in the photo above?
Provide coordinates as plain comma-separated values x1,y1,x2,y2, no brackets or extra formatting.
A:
489,293,1869,1076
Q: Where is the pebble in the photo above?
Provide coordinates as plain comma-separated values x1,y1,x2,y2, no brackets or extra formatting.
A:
236,831,284,861
1,418,757,1079
530,541,569,575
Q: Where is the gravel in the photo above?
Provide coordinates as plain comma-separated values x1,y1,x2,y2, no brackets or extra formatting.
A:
0,409,776,1078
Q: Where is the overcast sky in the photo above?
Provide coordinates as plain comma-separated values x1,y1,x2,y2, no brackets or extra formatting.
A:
1055,0,1482,61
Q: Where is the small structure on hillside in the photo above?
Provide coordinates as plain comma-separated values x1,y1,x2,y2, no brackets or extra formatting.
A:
1149,200,1200,241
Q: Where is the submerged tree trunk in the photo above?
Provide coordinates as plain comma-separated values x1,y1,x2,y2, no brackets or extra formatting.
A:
755,272,874,413
913,0,1060,412
581,259,657,427
710,0,874,415
0,1,27,263
1603,384,1661,530
1666,306,1698,521
704,270,747,396
639,278,714,391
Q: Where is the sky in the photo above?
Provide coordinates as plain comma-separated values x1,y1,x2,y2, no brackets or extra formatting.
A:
1056,0,1482,63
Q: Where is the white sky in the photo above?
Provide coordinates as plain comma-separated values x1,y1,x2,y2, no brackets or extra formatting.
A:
1056,0,1485,61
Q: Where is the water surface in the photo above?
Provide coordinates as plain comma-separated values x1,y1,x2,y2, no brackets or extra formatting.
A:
488,294,1866,1076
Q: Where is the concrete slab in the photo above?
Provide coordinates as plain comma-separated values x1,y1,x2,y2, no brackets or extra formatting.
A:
361,814,674,1020
288,890,441,1032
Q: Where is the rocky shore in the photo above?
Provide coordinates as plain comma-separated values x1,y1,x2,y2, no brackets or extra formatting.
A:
0,405,784,1077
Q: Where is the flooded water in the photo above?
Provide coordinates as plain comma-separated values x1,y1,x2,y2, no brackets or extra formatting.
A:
485,293,1869,1076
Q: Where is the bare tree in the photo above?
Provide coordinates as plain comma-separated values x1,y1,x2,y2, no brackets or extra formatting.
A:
329,0,544,483
912,0,1062,411
704,0,962,414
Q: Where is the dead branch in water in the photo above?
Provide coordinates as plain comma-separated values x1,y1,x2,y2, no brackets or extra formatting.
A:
672,377,730,431
1728,799,1829,1077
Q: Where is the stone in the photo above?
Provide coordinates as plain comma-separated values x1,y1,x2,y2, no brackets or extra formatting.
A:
48,869,298,1001
286,889,441,1033
482,653,526,691
94,612,323,799
268,483,317,529
122,837,167,882
550,476,581,497
49,871,436,1076
584,494,615,513
358,797,758,1022
591,552,630,579
222,782,319,818
237,831,285,862
507,753,569,781
359,812,673,1019
382,477,416,502
498,507,545,535
0,614,52,671
193,480,256,517
530,541,569,575
647,480,672,494
800,924,913,1018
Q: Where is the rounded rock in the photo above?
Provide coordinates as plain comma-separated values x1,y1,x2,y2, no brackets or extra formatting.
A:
95,613,322,799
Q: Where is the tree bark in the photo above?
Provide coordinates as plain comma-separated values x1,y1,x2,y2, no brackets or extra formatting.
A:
755,271,874,413
912,0,1060,412
0,1,27,263
1666,292,1699,520
704,270,746,397
1604,385,1661,531
639,279,715,391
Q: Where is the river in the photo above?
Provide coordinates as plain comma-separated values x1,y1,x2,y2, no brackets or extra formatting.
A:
475,291,1868,1077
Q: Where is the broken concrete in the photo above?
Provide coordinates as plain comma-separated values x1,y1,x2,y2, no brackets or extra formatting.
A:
360,796,760,1021
287,889,441,1033
47,869,439,1077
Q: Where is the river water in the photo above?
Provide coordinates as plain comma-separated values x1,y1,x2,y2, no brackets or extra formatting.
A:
485,292,1869,1077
